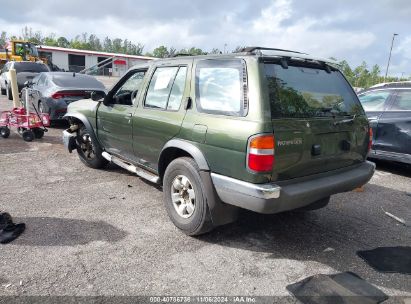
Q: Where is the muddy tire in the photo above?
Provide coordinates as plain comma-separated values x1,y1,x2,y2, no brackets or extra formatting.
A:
163,157,214,236
76,125,108,169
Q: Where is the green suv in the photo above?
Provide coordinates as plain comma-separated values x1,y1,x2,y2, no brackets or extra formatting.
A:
63,47,375,235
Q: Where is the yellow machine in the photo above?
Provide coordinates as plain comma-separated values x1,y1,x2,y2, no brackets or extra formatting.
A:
0,40,48,67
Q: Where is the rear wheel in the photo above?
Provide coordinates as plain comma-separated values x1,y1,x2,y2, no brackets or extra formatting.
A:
22,130,34,142
76,125,108,169
0,127,10,138
163,157,213,236
33,128,45,139
0,85,5,95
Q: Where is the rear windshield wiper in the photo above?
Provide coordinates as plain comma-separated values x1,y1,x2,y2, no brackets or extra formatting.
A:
333,114,356,125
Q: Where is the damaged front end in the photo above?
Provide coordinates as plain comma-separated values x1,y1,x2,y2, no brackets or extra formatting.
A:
62,124,78,153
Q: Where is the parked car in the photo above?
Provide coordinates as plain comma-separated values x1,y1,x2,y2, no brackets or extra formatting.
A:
0,61,50,100
62,47,375,235
358,81,411,164
21,72,106,120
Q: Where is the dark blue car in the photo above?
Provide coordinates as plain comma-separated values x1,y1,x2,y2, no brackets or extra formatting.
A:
358,82,411,164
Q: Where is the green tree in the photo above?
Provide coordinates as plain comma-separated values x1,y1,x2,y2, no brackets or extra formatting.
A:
152,45,169,58
43,34,58,46
103,37,113,52
57,36,70,48
0,31,6,47
210,48,222,54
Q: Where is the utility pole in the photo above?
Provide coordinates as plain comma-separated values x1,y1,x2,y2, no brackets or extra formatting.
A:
384,33,398,82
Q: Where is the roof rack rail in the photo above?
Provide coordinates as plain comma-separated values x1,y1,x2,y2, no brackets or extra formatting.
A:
239,47,307,55
171,53,193,57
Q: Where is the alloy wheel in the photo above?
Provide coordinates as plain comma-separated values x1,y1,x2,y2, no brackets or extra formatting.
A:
171,175,196,218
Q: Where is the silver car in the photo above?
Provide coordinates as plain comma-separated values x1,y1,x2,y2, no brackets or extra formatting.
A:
22,72,106,120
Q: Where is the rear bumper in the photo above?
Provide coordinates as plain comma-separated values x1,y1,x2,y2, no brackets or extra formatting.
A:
45,99,68,120
211,161,376,214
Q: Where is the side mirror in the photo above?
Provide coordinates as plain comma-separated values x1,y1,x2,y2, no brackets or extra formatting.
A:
24,80,33,87
90,91,106,102
102,94,112,106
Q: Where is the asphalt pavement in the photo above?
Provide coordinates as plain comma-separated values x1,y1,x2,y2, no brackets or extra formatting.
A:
0,94,410,302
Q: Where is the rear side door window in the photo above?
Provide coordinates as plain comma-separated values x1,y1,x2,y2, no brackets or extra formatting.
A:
390,90,411,111
144,66,187,110
358,90,392,111
195,59,247,116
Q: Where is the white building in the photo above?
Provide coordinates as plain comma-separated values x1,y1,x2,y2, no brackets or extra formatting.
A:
37,45,153,77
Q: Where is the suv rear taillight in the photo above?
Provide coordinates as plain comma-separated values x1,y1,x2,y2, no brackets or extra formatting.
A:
247,134,275,172
368,127,373,152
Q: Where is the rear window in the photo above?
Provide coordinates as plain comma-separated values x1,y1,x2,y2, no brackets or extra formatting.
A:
14,62,49,73
51,74,105,89
264,63,364,118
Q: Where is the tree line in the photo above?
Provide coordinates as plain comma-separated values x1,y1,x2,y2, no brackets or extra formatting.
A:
1,27,408,88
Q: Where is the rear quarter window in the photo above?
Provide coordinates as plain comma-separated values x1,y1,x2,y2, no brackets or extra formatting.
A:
195,59,248,116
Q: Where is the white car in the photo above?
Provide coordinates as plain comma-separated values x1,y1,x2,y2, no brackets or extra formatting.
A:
0,61,49,100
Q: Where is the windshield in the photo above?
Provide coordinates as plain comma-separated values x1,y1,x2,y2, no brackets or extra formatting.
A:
14,62,49,73
264,63,364,118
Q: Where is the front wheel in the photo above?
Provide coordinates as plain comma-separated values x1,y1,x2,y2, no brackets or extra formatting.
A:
76,125,108,169
163,157,213,236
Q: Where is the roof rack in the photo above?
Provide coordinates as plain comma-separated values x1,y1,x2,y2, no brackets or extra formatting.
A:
369,81,411,89
239,47,307,55
171,53,193,57
238,46,337,66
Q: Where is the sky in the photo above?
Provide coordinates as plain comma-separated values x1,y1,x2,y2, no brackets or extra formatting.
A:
1,0,410,77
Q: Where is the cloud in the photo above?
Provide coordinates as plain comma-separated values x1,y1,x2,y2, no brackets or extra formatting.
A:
0,0,409,76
